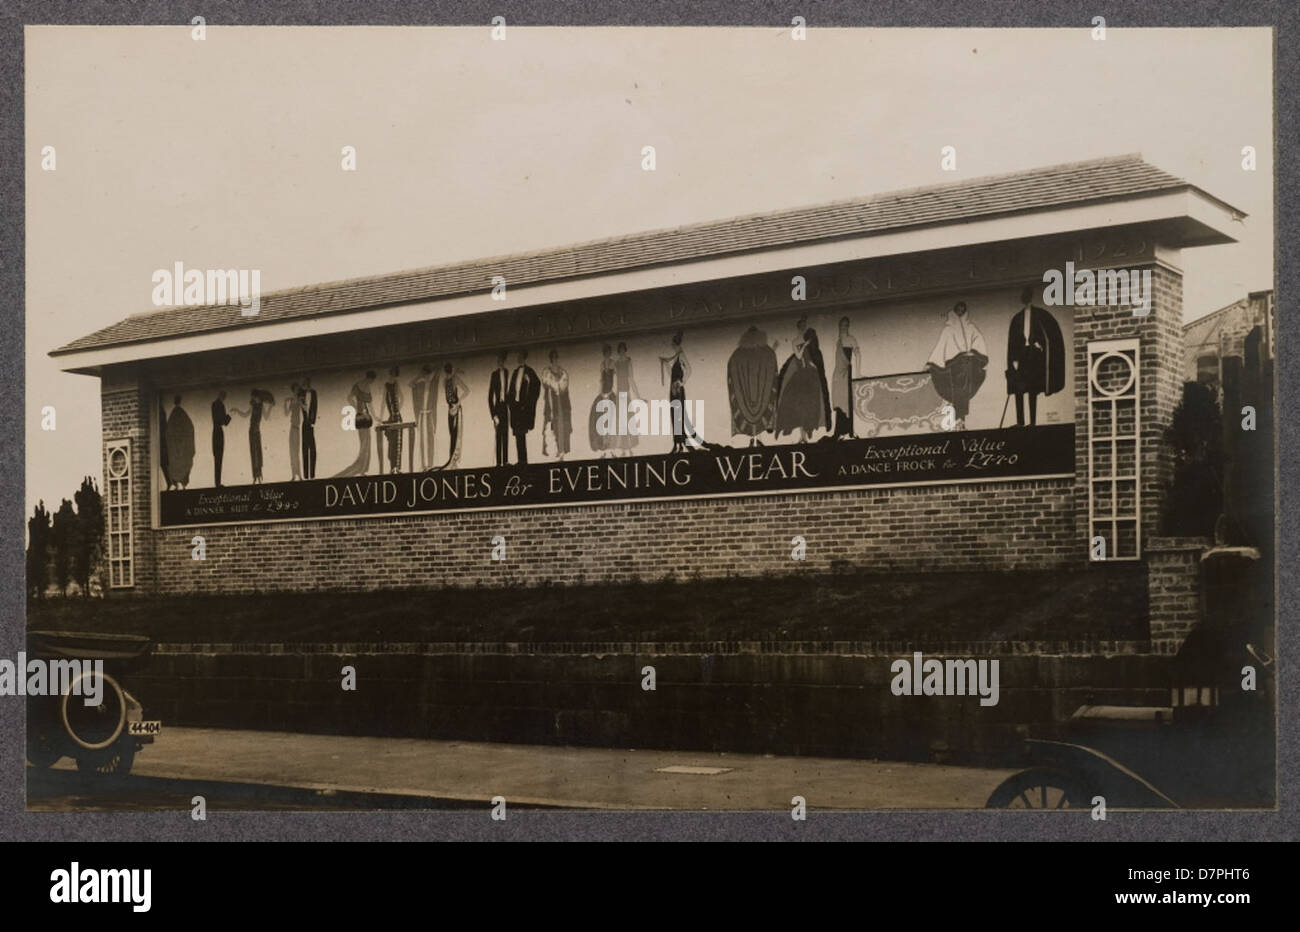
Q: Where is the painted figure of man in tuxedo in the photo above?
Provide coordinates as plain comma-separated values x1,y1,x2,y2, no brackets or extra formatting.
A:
1005,286,1066,427
488,350,512,466
211,390,231,486
507,349,540,465
300,376,318,479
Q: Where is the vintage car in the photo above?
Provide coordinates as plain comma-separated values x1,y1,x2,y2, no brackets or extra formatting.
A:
987,546,1274,810
25,629,159,779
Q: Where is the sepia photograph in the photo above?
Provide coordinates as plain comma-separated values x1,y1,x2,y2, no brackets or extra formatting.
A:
22,20,1276,825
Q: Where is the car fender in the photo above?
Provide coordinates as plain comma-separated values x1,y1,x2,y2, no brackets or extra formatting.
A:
1024,738,1180,809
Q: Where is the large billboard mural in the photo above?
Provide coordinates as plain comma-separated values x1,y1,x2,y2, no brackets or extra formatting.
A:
156,287,1074,525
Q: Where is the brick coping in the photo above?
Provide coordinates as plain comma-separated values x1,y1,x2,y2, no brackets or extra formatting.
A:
1146,536,1211,552
152,639,1153,657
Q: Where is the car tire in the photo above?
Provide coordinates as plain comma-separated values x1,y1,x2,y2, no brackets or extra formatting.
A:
60,671,127,751
75,742,136,780
26,729,62,769
985,767,1091,809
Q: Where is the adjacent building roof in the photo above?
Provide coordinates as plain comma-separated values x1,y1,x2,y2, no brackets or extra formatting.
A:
1185,297,1251,351
53,153,1240,359
1183,290,1274,375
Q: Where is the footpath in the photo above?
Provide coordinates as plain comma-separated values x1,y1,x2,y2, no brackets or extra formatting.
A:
76,726,1018,809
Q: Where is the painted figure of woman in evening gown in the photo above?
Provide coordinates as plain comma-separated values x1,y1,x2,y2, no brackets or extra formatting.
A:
774,317,831,443
230,389,274,484
541,349,572,461
613,342,641,456
589,344,617,458
409,364,437,471
429,363,470,470
658,330,708,452
382,365,405,474
926,300,988,430
333,370,377,478
285,382,303,480
831,316,860,438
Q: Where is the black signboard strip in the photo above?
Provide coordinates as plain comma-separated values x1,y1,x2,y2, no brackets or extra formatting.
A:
160,424,1074,526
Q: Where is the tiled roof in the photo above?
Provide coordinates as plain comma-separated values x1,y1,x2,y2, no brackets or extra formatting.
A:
54,153,1194,356
1184,299,1247,350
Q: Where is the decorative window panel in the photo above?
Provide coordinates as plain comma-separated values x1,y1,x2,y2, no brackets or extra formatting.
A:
105,439,134,587
1087,340,1140,561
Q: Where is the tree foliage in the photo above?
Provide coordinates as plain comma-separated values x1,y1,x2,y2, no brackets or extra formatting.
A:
26,500,51,599
51,498,77,596
74,476,104,596
1160,380,1225,538
28,476,107,599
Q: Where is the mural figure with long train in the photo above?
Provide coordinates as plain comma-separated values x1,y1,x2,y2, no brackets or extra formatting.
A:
164,395,195,489
659,330,710,452
727,325,778,447
334,371,376,478
774,317,831,444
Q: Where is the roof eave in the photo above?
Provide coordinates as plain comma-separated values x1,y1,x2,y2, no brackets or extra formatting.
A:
51,186,1244,374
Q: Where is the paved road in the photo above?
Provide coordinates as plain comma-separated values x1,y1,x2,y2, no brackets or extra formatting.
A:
26,768,485,811
28,727,1018,811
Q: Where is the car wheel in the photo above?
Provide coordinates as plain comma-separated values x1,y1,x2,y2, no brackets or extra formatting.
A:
26,729,62,769
61,671,127,751
985,767,1090,809
75,742,136,780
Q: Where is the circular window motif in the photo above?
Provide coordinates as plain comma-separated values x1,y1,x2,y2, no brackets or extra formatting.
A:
107,447,128,478
1090,351,1136,398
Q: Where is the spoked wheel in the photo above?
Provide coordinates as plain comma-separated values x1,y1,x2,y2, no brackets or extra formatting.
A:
61,671,127,753
986,768,1090,809
75,742,136,779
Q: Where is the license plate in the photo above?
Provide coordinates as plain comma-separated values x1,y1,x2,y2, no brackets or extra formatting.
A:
128,720,161,736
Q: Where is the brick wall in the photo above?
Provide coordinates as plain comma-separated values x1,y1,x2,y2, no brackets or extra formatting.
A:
1071,264,1183,552
145,477,1077,594
100,265,1186,603
1146,536,1207,653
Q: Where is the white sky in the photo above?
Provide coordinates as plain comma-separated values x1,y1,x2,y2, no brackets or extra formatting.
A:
25,25,1273,514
